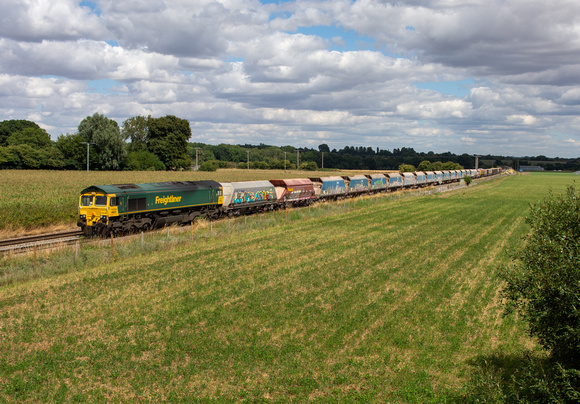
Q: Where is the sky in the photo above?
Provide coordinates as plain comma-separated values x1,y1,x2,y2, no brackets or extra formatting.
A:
1,0,580,158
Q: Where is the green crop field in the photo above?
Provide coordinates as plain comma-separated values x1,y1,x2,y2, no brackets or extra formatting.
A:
0,169,355,236
0,172,575,402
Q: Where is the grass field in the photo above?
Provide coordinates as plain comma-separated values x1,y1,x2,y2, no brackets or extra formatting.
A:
0,172,576,402
0,168,359,237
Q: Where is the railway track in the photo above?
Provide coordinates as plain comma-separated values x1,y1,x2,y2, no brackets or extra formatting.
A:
0,230,83,254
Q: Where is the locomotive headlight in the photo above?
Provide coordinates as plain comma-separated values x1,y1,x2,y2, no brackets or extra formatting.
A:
80,214,86,220
100,215,107,221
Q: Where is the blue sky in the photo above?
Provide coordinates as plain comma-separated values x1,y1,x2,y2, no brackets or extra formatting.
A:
414,79,477,98
296,25,377,52
79,0,100,15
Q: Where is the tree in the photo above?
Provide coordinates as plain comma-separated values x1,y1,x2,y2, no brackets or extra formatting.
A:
417,160,432,171
0,146,21,168
458,153,473,169
268,159,285,170
147,115,192,170
0,120,40,146
6,127,52,148
78,113,126,170
442,161,461,170
56,133,88,170
6,144,46,168
399,163,416,172
300,161,318,171
502,185,580,368
0,127,65,169
122,115,150,152
254,161,269,170
228,145,247,163
318,143,330,153
42,146,65,169
125,150,166,171
431,161,443,171
189,143,215,164
199,161,218,172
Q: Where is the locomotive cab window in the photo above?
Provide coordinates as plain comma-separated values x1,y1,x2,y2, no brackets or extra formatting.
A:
95,195,107,206
109,197,118,207
81,195,93,206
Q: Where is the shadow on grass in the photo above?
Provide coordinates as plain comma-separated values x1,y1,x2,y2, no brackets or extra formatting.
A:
453,351,580,404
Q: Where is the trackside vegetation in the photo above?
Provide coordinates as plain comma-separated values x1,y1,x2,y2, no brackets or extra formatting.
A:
504,185,580,367
480,184,580,402
0,173,576,401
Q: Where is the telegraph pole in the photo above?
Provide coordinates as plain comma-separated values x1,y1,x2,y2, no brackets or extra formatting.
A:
321,152,324,169
81,142,95,172
194,147,200,170
247,150,250,172
297,149,300,170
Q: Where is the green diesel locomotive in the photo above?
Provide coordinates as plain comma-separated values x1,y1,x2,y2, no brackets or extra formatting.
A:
78,181,223,236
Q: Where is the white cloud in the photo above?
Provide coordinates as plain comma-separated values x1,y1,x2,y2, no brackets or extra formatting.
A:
0,0,580,156
507,114,537,125
560,87,580,105
564,138,580,146
0,0,108,41
397,99,471,119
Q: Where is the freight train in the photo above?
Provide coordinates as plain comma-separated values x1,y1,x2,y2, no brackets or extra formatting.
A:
78,168,501,237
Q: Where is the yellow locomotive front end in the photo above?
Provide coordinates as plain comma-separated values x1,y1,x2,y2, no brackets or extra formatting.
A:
78,192,118,236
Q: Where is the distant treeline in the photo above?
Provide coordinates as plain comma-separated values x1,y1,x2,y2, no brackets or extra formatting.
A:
1,118,579,171
184,143,580,172
192,143,474,171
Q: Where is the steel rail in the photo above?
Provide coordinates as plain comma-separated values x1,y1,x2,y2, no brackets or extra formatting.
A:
0,230,83,253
